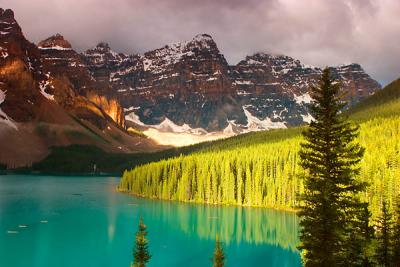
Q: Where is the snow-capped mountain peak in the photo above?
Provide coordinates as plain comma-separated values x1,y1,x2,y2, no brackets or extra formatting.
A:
38,34,72,50
83,42,127,67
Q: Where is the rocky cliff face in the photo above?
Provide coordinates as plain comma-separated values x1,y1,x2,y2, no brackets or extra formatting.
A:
0,11,126,130
329,64,381,106
0,8,47,123
38,34,125,128
83,36,381,133
230,53,320,127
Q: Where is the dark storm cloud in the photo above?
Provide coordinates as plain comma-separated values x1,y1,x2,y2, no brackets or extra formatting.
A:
1,0,399,85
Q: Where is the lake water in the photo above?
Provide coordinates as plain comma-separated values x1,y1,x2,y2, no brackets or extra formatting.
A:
0,175,301,267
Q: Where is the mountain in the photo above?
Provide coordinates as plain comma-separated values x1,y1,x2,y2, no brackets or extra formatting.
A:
82,35,381,139
0,8,160,168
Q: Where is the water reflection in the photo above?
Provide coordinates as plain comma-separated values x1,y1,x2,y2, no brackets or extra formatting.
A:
138,200,300,251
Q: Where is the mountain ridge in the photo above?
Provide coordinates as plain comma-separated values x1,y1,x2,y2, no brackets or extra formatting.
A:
81,34,381,138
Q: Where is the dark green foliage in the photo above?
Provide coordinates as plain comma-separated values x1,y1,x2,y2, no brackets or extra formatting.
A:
360,204,376,267
392,198,400,266
212,236,225,267
28,127,301,174
133,218,151,267
29,144,213,175
375,201,393,267
298,68,366,266
0,162,6,170
347,203,375,266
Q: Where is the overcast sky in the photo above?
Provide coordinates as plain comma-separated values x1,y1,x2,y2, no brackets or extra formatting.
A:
2,0,399,85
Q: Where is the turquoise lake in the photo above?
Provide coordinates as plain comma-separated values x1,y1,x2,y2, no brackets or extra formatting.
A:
0,175,301,267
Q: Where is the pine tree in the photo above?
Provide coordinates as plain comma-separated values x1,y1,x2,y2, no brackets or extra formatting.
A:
392,198,400,266
360,204,375,267
346,203,375,266
132,218,151,267
212,235,225,267
375,201,392,267
298,68,366,266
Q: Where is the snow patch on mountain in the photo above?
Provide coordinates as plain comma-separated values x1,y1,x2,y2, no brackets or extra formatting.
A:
143,58,152,71
243,107,286,131
0,89,17,129
294,93,312,104
125,110,207,135
39,78,55,101
143,128,231,147
301,113,313,123
38,46,72,51
125,111,145,126
234,80,253,85
151,118,207,135
223,120,234,134
0,47,8,58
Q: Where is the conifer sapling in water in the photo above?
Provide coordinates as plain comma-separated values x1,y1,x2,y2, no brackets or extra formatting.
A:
132,218,151,267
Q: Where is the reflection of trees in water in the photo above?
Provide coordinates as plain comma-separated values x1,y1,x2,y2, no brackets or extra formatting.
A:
145,201,300,251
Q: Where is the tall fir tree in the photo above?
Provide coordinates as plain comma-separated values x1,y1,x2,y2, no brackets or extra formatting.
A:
132,218,151,267
375,201,393,267
298,68,366,266
212,235,225,267
392,198,400,266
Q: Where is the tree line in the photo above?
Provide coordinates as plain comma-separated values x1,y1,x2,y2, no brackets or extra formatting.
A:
119,117,399,219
